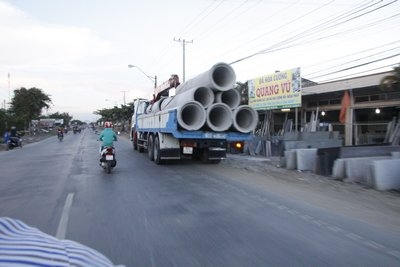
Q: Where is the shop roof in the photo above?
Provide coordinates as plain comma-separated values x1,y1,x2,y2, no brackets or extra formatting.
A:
302,71,393,95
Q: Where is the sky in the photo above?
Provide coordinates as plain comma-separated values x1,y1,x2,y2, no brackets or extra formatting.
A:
0,0,399,122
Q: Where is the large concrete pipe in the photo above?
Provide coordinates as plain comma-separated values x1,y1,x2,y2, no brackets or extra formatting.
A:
232,105,259,133
166,86,214,109
151,97,167,113
160,97,174,110
206,103,233,132
215,88,241,109
176,101,206,131
175,62,236,94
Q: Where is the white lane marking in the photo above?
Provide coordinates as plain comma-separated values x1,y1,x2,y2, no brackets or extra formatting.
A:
327,225,344,233
364,241,385,250
388,250,400,259
346,233,363,241
56,192,75,239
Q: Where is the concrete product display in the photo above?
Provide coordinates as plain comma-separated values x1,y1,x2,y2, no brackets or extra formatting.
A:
392,151,400,158
332,159,346,179
339,145,400,158
370,159,400,190
344,156,390,184
296,148,318,172
285,150,297,170
316,147,341,176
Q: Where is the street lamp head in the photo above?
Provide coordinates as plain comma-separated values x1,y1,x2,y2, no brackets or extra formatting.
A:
127,64,135,68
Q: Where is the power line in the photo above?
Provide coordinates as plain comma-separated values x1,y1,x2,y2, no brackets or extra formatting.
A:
311,63,399,83
304,44,400,77
307,52,400,80
229,0,397,65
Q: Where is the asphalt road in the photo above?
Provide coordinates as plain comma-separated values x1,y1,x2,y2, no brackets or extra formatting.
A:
1,129,400,266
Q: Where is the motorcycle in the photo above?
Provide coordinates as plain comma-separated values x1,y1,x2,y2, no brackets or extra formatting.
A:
100,146,116,173
57,132,64,142
7,136,22,150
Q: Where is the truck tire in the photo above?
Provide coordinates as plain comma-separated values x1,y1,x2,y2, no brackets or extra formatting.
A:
133,132,138,151
154,135,163,165
138,145,144,153
148,135,154,161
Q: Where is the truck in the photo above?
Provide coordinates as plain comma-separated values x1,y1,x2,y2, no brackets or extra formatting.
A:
130,62,258,164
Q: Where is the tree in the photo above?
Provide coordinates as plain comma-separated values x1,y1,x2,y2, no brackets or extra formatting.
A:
9,87,52,128
380,64,400,91
48,112,73,126
235,81,248,105
93,104,133,123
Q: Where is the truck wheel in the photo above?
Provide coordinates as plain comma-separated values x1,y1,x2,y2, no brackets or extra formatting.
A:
148,135,154,161
154,135,163,165
133,133,138,151
138,134,144,153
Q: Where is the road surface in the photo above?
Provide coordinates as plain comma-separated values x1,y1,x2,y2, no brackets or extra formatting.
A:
1,129,399,266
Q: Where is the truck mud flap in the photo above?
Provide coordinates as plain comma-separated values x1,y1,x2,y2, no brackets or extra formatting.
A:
207,147,226,159
160,148,181,160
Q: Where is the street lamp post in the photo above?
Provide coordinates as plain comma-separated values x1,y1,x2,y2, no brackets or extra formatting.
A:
128,64,157,88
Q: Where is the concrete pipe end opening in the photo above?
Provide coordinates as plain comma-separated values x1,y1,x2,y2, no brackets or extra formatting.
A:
211,63,236,91
206,103,233,132
233,105,259,133
193,86,214,108
217,89,241,109
177,101,206,131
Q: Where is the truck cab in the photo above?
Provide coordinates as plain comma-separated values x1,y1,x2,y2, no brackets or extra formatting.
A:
130,98,150,151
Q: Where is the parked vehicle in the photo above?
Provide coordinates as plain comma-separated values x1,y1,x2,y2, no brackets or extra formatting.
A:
7,136,22,150
130,62,258,164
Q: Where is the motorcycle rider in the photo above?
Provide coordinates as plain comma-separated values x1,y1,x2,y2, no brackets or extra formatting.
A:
57,127,64,139
98,121,118,165
8,126,21,147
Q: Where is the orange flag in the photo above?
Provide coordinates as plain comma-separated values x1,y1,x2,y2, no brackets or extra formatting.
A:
339,90,350,124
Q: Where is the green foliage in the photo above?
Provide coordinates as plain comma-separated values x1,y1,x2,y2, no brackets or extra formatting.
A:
235,81,249,105
48,112,73,126
380,64,400,91
9,87,52,128
71,119,84,125
93,104,133,123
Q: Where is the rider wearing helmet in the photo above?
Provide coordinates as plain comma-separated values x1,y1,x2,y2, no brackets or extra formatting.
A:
98,121,118,163
57,127,64,138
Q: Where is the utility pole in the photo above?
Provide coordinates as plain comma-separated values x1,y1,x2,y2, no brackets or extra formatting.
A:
7,72,10,110
174,38,193,82
120,90,128,105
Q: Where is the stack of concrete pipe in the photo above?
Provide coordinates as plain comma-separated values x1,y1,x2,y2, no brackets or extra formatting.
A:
148,62,258,133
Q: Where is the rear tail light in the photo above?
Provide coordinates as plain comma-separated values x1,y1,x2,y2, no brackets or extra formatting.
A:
234,142,243,149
